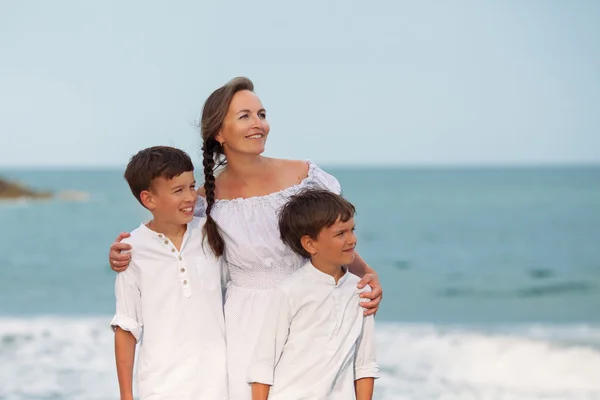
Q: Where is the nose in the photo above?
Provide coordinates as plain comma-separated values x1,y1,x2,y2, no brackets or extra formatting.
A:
250,114,261,128
348,231,357,246
185,188,196,202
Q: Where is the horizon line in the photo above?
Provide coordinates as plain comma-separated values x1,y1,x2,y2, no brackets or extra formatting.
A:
1,161,600,171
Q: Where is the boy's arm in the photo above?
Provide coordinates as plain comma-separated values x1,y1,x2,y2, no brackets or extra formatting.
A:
355,378,375,400
110,264,143,400
251,383,271,400
247,287,292,397
354,295,379,400
115,327,136,400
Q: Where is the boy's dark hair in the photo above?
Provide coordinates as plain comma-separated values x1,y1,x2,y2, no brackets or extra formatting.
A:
278,189,356,258
124,146,194,206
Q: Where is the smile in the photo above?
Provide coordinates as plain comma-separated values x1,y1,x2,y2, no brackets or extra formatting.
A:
245,134,264,139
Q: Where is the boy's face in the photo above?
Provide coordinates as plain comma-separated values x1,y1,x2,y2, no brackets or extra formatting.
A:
141,171,197,225
309,216,357,267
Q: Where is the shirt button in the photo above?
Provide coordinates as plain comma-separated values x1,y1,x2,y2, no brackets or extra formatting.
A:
164,240,169,245
171,248,176,253
183,280,188,285
178,256,182,261
180,268,185,273
158,234,163,238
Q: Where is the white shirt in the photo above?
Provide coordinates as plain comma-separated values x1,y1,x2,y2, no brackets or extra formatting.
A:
194,161,344,400
247,261,379,400
110,217,228,400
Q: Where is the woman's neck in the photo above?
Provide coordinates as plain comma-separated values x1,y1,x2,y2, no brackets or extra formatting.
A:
223,154,270,180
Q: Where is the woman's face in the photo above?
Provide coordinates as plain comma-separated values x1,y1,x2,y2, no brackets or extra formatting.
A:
216,90,270,156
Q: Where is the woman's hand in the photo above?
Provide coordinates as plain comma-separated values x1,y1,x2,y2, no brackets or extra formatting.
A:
357,272,382,316
109,232,132,272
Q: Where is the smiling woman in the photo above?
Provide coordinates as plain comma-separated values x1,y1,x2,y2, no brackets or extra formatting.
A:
108,76,383,400
198,77,271,255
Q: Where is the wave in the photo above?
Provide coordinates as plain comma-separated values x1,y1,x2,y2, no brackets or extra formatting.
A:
375,323,600,399
0,317,599,399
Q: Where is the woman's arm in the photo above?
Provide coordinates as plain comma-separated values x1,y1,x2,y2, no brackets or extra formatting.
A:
348,252,382,316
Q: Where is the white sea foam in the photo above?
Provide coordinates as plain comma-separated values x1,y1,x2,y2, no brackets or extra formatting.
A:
0,317,599,400
375,323,600,400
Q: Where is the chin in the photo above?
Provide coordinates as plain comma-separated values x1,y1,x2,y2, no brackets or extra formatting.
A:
343,254,355,265
180,215,194,224
245,142,266,155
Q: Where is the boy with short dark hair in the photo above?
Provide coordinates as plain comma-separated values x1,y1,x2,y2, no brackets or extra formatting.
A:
111,146,228,400
248,189,379,400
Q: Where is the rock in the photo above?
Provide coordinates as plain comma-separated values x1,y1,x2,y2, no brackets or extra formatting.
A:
0,177,52,199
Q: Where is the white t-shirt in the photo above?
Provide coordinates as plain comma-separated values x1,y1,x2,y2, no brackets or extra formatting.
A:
110,217,228,400
247,261,379,399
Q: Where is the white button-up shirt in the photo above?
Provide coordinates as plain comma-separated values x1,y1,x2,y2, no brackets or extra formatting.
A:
247,261,379,399
110,217,228,400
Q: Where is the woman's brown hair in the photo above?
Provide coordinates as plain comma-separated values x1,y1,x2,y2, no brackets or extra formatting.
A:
200,77,255,256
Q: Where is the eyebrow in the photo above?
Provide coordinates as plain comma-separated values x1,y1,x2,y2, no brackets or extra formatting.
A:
236,108,266,114
171,181,196,189
333,224,355,233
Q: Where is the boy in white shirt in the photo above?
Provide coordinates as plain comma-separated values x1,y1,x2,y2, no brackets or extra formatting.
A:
110,146,228,400
248,189,379,400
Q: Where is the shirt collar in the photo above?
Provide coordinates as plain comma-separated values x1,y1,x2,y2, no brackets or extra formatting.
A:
304,260,349,286
139,218,199,247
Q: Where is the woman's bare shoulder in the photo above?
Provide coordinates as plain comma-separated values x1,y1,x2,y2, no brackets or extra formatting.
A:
269,158,310,181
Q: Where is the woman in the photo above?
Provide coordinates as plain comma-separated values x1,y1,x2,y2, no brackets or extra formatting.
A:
109,77,383,400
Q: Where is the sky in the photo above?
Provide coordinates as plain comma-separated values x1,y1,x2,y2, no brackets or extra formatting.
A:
0,0,599,167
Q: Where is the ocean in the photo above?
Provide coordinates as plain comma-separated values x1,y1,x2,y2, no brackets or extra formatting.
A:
0,166,599,399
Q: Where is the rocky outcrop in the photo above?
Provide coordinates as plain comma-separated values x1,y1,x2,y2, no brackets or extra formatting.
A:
0,177,52,199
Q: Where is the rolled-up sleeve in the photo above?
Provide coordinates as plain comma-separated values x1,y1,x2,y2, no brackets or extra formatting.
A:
110,269,143,342
354,312,379,380
247,287,292,385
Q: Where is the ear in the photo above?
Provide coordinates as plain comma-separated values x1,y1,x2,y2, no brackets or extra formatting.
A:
215,133,225,146
140,190,156,210
300,235,318,256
